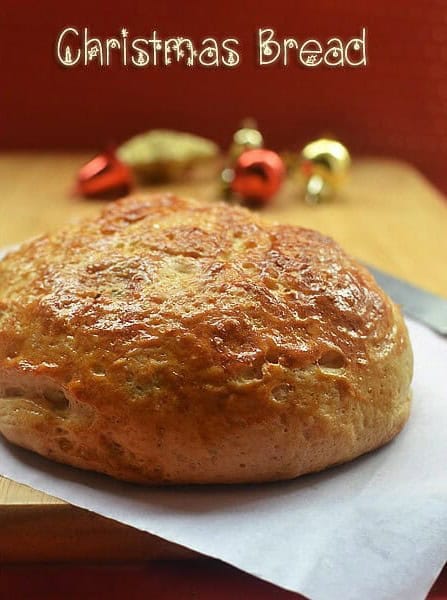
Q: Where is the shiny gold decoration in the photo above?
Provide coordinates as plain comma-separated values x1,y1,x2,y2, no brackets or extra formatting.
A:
299,138,351,204
229,118,264,161
222,119,264,199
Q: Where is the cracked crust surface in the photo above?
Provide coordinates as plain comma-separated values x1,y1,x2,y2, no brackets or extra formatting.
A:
0,194,413,483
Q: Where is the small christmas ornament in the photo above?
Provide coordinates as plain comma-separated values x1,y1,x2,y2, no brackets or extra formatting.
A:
117,129,219,183
229,118,264,161
221,119,266,200
75,150,134,199
298,138,351,204
230,149,286,206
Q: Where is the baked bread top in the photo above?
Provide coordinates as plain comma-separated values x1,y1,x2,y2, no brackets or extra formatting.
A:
0,194,413,483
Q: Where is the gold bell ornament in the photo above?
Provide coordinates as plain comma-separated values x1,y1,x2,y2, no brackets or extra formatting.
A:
221,119,264,199
298,138,351,204
229,118,264,160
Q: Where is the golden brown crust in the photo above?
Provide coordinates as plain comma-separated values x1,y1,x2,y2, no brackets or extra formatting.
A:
0,194,413,483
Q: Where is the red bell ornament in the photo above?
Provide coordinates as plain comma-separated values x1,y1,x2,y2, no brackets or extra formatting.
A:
75,150,134,199
231,149,285,206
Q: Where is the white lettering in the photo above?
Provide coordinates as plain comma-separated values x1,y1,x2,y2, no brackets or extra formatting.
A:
56,27,81,67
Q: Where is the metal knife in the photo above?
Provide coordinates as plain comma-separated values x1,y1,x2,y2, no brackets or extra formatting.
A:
365,264,447,336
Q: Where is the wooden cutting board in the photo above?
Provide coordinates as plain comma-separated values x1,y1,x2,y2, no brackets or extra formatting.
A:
0,153,446,561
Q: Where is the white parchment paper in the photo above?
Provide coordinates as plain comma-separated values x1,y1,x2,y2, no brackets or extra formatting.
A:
1,318,446,600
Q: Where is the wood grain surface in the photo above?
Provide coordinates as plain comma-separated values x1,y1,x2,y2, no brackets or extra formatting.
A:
0,152,446,560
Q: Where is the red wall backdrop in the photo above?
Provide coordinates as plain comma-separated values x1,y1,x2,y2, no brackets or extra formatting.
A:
2,0,447,192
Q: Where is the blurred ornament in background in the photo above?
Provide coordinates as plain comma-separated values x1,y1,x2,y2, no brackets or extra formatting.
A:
230,148,285,207
75,150,134,199
222,119,267,202
117,129,219,183
221,165,236,200
75,127,350,207
229,118,264,161
298,138,351,204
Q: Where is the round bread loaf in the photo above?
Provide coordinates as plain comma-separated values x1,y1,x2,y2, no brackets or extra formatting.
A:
0,194,413,484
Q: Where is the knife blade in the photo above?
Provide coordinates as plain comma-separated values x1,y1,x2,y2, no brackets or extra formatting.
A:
365,264,447,336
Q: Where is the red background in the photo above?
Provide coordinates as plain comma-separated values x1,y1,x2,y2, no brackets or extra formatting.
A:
2,1,447,191
1,3,446,596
